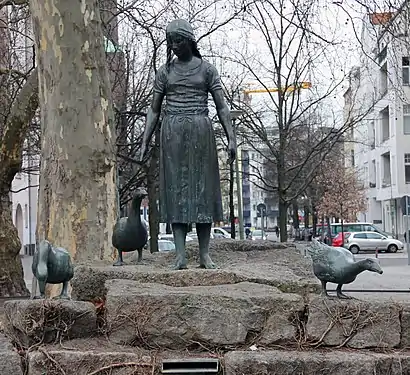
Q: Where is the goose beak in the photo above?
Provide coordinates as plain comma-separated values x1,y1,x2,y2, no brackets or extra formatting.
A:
371,264,383,274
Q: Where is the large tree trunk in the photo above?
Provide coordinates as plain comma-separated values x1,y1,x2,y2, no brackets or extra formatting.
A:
0,64,39,296
0,198,29,296
30,0,117,265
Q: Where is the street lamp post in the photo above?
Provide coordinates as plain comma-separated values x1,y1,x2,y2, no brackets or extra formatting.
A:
230,109,244,240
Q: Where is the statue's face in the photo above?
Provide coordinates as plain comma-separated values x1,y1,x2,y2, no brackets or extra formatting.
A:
167,32,191,58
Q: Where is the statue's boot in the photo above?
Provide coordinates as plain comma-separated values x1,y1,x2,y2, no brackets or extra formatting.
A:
197,223,217,269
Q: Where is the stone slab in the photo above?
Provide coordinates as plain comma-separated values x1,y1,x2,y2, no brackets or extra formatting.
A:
0,332,13,351
28,349,152,375
72,260,319,302
224,350,410,375
71,266,246,301
106,279,304,349
0,350,23,374
306,297,401,349
4,300,97,347
401,305,410,348
0,333,23,374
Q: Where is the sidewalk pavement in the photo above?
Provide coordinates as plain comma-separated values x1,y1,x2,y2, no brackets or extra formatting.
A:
22,256,33,292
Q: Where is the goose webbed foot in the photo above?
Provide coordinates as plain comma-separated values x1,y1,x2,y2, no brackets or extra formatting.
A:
320,280,334,298
337,292,353,299
53,282,71,300
113,250,124,266
336,284,354,299
137,248,143,263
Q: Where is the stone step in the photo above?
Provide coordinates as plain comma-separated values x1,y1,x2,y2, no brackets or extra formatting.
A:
307,297,402,349
105,278,410,351
224,350,410,375
28,348,152,375
3,299,97,347
24,345,410,375
105,279,304,349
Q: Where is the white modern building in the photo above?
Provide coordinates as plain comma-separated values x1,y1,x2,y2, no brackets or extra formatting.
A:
345,6,410,236
11,152,39,256
241,138,279,229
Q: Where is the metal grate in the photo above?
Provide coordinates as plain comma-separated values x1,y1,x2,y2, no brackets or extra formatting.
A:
162,358,219,374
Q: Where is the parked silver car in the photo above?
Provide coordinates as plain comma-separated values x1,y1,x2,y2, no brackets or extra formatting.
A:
159,234,194,242
158,240,176,252
250,229,267,240
345,231,404,254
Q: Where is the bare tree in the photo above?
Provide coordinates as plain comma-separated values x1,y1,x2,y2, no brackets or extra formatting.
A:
222,0,375,241
0,4,38,296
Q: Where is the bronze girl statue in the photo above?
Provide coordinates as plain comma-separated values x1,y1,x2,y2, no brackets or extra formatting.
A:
140,19,236,270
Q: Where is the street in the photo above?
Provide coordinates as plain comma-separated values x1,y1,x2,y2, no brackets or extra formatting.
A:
21,256,34,292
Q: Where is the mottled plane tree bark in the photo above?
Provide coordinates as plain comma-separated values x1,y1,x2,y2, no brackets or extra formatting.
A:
29,0,118,265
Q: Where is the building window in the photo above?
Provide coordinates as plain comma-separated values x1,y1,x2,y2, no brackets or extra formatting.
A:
350,149,355,167
405,153,410,184
403,57,410,85
380,62,387,96
404,105,410,134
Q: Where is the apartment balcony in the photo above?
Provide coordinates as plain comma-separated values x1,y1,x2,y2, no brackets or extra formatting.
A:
381,106,390,142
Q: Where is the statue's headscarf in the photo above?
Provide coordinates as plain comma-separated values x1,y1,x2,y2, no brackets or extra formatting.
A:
166,19,196,42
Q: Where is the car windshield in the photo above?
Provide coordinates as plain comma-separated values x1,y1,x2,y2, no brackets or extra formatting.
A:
253,230,262,235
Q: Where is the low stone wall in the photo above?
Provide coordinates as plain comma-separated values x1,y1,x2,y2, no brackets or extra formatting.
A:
104,279,409,351
5,339,410,375
224,350,410,375
106,280,304,349
2,240,408,374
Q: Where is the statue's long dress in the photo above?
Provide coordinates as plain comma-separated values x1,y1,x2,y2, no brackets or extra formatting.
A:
154,57,223,224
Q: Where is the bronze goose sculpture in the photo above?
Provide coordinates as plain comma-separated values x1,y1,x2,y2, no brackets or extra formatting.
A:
31,240,74,299
308,239,383,299
112,187,148,266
